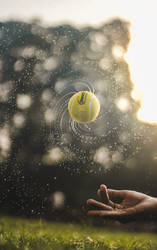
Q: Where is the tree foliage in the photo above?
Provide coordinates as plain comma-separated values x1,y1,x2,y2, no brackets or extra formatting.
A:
0,19,157,217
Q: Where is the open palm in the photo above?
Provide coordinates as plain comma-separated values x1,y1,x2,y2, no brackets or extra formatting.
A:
87,185,157,222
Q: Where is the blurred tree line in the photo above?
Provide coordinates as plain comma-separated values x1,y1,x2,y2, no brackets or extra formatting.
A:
0,18,157,220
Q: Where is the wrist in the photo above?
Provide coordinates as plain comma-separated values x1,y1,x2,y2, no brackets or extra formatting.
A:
148,197,157,219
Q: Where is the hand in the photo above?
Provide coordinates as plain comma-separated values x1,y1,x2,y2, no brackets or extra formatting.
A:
87,184,157,222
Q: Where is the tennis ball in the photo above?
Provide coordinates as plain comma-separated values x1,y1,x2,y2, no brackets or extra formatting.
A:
68,91,100,123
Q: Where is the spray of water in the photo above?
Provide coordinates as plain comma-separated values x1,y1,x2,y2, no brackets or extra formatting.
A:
50,79,109,150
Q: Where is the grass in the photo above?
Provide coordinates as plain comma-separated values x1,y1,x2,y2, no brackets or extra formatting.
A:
0,216,157,250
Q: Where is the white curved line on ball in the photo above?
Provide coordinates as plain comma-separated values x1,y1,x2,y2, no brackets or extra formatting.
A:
89,95,95,122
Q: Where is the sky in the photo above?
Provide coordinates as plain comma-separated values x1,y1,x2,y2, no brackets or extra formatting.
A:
1,0,155,26
1,0,157,124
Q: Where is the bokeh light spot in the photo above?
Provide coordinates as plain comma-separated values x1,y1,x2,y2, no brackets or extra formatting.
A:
17,94,32,109
116,97,130,112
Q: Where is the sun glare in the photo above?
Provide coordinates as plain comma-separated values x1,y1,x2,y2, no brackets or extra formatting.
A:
125,16,157,124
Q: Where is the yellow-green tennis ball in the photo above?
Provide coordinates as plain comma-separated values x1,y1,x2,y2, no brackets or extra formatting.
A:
68,91,100,124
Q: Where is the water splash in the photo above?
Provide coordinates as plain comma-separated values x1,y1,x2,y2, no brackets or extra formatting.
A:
49,79,108,150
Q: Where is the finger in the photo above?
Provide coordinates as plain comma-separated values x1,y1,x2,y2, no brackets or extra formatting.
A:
87,210,123,218
99,185,116,208
87,203,145,218
87,199,113,211
97,188,109,204
87,209,143,224
87,202,150,221
97,188,115,208
87,210,104,216
99,185,110,203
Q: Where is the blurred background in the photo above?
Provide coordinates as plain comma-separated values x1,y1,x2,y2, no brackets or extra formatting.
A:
0,0,157,226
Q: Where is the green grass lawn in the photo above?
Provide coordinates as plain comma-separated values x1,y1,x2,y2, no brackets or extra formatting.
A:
0,216,157,250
